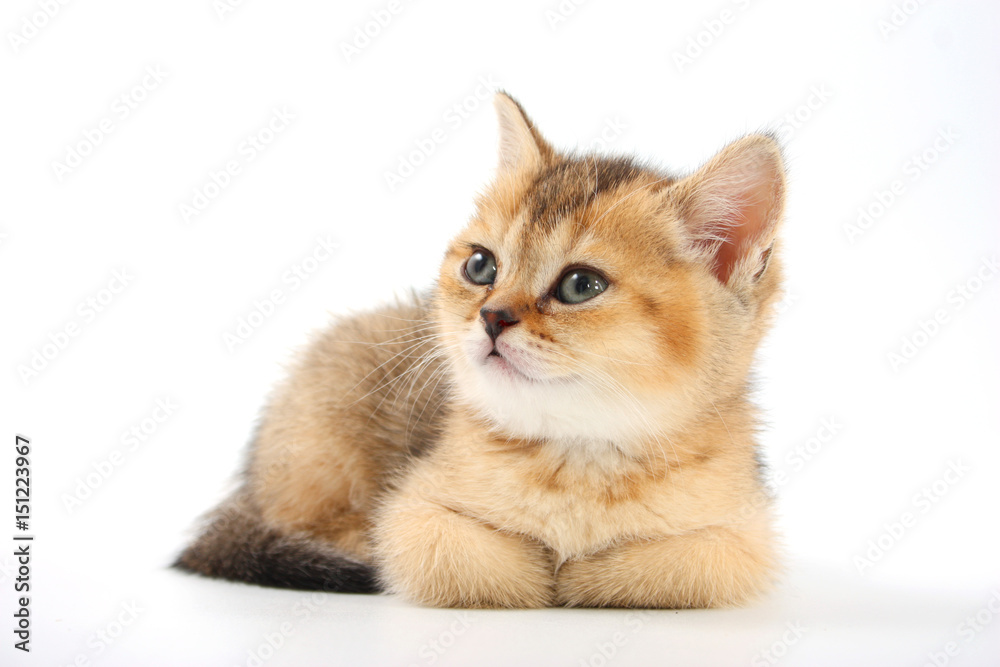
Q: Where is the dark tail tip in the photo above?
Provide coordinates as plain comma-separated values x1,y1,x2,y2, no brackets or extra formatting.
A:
173,494,379,594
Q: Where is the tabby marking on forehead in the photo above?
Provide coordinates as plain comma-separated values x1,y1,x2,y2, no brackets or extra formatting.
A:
523,156,669,233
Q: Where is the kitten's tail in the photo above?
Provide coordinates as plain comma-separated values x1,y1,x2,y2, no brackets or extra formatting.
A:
172,492,378,593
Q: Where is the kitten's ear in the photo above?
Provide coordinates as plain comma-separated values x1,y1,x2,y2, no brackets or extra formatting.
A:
675,134,786,286
493,92,555,172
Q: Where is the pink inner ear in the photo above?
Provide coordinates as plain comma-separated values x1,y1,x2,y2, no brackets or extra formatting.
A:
712,193,773,284
682,136,785,285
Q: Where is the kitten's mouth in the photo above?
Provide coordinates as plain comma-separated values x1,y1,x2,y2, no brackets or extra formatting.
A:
484,346,536,382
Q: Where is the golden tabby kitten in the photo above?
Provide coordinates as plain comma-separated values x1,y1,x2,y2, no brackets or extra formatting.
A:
175,92,787,608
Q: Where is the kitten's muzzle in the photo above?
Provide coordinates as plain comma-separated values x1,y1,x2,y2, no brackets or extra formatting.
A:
480,307,520,343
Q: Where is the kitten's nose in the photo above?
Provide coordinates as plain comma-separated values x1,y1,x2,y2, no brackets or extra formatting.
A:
480,307,520,342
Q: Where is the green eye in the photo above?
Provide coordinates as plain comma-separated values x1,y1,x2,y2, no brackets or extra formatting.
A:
464,249,497,285
556,269,608,304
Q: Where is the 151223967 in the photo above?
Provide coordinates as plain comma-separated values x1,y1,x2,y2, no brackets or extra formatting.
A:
14,434,32,653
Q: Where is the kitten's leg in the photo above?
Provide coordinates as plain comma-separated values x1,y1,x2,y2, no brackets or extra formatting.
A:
374,474,555,608
556,518,777,608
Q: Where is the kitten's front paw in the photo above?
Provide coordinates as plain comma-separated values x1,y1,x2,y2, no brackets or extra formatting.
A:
557,525,777,608
374,490,554,608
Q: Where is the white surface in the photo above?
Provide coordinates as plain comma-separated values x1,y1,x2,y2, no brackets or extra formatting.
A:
34,561,1000,667
2,0,999,665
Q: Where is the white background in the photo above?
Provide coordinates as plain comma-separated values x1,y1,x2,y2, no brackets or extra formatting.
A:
2,0,999,665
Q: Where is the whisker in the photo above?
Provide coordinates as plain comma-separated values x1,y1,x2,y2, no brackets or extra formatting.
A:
342,335,444,400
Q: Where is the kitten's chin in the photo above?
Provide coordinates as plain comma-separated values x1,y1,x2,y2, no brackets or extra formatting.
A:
451,334,686,447
452,354,662,447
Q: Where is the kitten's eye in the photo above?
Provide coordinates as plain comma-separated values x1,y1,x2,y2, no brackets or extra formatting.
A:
464,249,497,285
556,270,608,304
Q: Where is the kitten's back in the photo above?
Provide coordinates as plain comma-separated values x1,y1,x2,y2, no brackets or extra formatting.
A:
174,293,447,590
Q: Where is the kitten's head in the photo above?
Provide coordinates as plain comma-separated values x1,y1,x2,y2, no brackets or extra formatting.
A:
436,93,786,456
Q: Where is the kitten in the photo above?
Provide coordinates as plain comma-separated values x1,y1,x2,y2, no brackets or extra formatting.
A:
175,92,787,608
